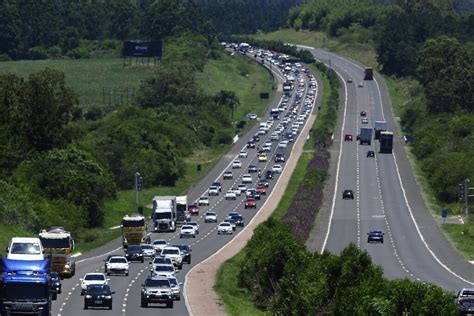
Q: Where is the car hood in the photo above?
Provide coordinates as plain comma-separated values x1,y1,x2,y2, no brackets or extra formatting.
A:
82,280,106,289
108,263,128,268
143,287,172,295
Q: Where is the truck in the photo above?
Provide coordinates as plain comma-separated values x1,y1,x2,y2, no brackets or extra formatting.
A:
39,227,75,278
456,288,474,314
122,213,149,248
152,196,177,232
379,131,394,154
175,196,189,227
364,67,373,80
6,237,44,261
374,120,387,140
0,258,52,316
359,128,372,145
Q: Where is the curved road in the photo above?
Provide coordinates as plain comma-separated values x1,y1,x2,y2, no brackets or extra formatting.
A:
305,46,474,291
52,52,317,315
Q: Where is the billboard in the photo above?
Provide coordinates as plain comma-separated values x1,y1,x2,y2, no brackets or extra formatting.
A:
123,40,162,58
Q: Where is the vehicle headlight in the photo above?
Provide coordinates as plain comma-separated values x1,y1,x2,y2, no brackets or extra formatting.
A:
65,264,70,269
105,295,112,299
85,295,92,299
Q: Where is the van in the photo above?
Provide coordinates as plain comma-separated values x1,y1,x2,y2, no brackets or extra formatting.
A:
7,237,44,260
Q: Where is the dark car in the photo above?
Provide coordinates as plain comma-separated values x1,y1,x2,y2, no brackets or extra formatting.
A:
248,165,258,173
229,214,244,227
247,141,256,149
188,203,199,216
84,284,114,310
265,170,274,180
275,153,285,163
342,189,354,200
360,111,366,117
125,245,144,263
245,198,257,209
173,244,191,264
50,272,61,300
249,191,261,200
367,150,375,158
344,134,353,141
212,181,222,192
252,135,260,142
258,179,269,188
103,254,115,271
367,231,384,243
141,276,174,308
223,218,237,231
347,78,353,83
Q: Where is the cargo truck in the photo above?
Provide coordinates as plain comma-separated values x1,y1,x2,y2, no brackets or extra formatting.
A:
0,258,52,316
152,196,177,232
39,227,75,278
374,120,387,140
379,131,394,153
359,128,372,145
122,213,149,248
364,67,373,80
175,196,189,227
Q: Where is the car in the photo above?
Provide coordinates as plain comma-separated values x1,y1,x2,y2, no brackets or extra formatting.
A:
223,171,233,180
168,276,183,301
245,198,257,209
265,170,274,180
247,141,256,149
262,145,271,152
105,256,129,276
173,244,192,264
367,150,375,158
242,174,253,184
258,154,268,162
272,164,283,174
160,247,183,269
152,239,168,254
188,203,199,216
249,190,261,200
344,134,353,141
248,165,258,173
360,111,366,117
223,218,237,231
141,276,174,308
84,284,114,310
187,221,200,234
275,153,285,163
225,190,237,200
232,160,242,168
150,256,173,271
347,78,353,83
152,264,177,278
141,244,156,258
80,273,109,295
358,82,364,87
229,214,244,227
180,225,196,238
198,196,210,206
238,183,247,192
247,113,257,120
246,188,256,198
456,288,474,314
258,179,269,188
278,140,289,148
342,189,354,200
125,245,144,263
204,211,218,223
212,181,222,192
256,185,267,195
230,187,242,196
361,118,369,124
239,150,248,158
208,186,219,196
50,272,61,300
252,135,260,142
217,222,233,235
367,230,384,243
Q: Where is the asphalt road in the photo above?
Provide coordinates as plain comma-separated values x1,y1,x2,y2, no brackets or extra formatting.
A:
306,46,474,291
52,53,317,316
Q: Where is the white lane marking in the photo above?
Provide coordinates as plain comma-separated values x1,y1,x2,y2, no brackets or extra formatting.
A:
76,246,122,264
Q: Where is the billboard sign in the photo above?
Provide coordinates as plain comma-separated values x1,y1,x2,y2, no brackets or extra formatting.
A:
123,40,162,58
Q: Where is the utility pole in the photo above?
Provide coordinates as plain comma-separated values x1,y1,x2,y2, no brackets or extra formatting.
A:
459,178,472,220
135,172,143,206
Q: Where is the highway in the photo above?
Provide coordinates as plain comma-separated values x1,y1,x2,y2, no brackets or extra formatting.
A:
306,47,474,291
51,51,318,315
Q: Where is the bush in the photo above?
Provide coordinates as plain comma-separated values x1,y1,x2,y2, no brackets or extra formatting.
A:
0,54,12,62
47,46,63,59
26,47,49,60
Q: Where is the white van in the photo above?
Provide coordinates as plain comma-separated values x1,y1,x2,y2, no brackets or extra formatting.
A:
7,237,44,260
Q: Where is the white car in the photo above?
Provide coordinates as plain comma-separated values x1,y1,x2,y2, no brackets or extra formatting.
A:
270,133,279,141
230,187,242,196
361,118,369,124
217,222,233,235
232,160,242,169
239,151,248,158
204,211,217,223
152,239,168,254
168,276,182,301
160,247,183,269
225,190,237,200
141,244,156,258
152,264,177,278
198,196,210,206
149,256,173,272
180,225,197,238
238,184,247,192
105,256,129,276
80,273,109,295
187,221,200,234
242,174,253,184
247,113,257,120
278,140,289,148
208,186,219,196
272,164,283,174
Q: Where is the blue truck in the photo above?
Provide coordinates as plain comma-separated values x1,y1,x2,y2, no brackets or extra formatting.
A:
0,258,52,316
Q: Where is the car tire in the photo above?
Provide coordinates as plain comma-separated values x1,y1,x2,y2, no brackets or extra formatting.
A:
107,272,110,276
84,305,88,310
125,272,129,276
141,258,144,263
108,303,112,310
177,295,181,301
187,258,191,264
141,299,148,308
218,231,220,235
167,301,174,308
180,235,183,239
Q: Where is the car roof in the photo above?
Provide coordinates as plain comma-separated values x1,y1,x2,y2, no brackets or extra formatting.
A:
369,230,383,234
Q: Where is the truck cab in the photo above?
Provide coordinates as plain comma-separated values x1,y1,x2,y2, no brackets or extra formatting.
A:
6,237,44,261
39,227,76,278
122,214,149,248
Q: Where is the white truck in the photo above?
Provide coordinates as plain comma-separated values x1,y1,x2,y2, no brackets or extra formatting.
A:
175,196,189,227
152,196,177,232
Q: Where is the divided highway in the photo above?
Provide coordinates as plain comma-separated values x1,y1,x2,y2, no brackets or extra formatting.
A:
307,47,474,291
52,51,318,315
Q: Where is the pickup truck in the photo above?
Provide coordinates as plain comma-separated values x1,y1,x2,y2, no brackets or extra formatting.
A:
456,288,474,314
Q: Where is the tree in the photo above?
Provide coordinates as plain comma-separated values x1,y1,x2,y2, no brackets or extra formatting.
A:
213,90,240,118
0,2,21,58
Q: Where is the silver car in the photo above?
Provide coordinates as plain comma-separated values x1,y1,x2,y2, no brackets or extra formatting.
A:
141,244,156,258
168,277,182,301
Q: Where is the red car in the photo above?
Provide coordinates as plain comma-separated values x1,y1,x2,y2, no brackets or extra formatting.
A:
256,186,267,195
344,134,353,141
244,198,257,209
188,204,199,216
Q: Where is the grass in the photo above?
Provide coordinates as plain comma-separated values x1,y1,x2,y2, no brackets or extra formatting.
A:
441,222,474,261
0,58,153,106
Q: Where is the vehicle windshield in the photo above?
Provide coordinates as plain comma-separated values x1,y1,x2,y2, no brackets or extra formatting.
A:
122,219,145,227
162,249,179,255
155,265,174,272
127,245,142,252
182,226,193,230
141,245,153,250
168,278,178,286
153,240,167,245
10,243,41,255
109,257,127,263
154,213,171,220
39,237,70,249
145,279,169,288
153,257,170,264
205,212,216,216
3,284,48,300
84,274,105,281
221,223,230,227
87,285,110,293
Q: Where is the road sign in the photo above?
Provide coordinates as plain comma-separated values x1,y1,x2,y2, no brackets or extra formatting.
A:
442,208,448,224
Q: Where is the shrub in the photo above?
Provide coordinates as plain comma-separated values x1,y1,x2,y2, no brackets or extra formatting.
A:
26,47,49,60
